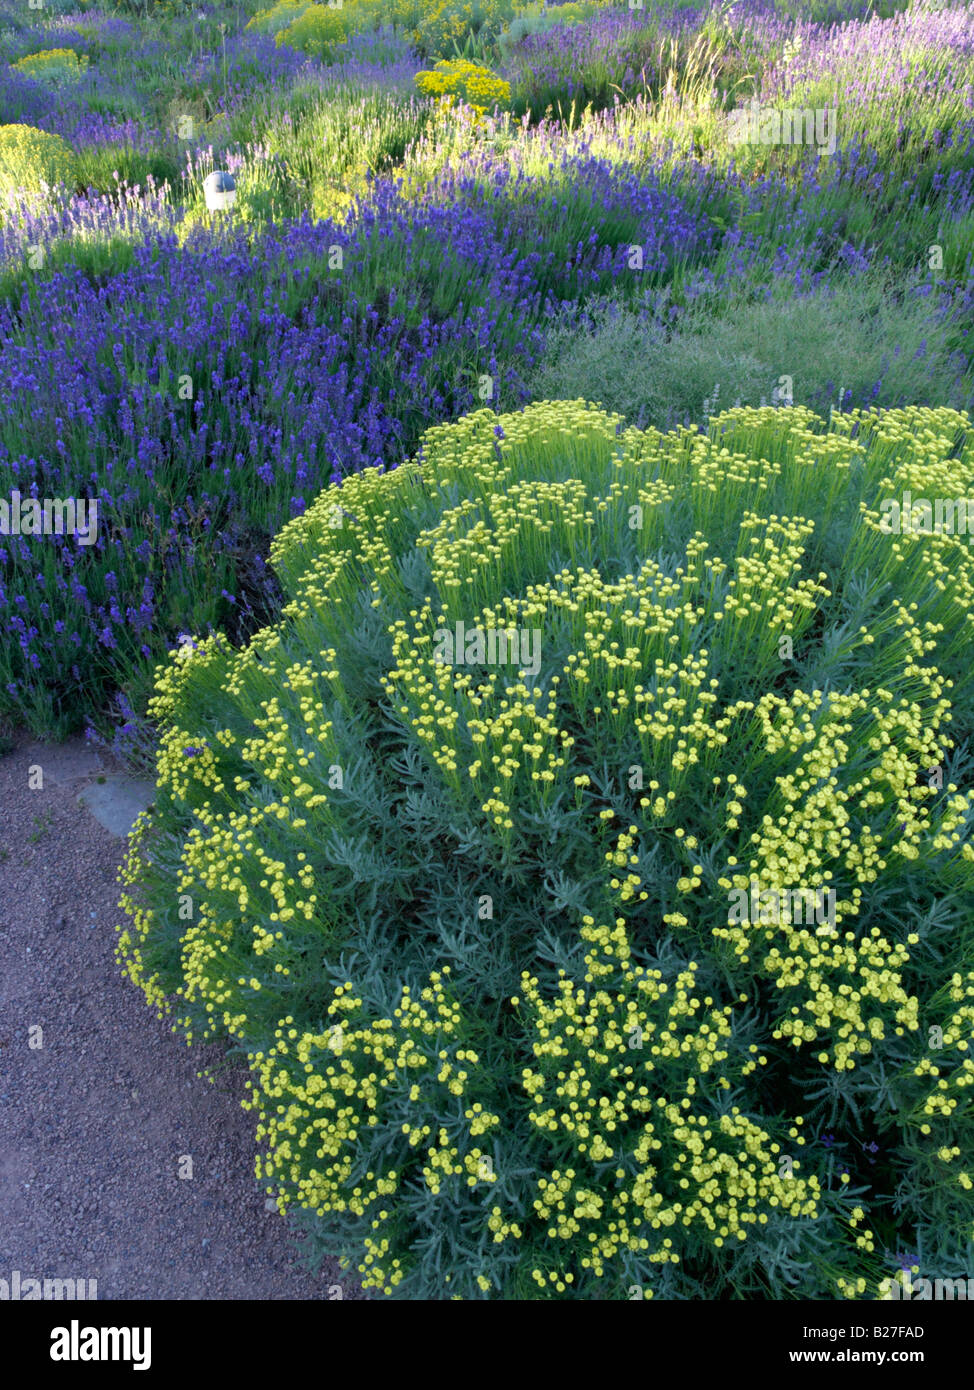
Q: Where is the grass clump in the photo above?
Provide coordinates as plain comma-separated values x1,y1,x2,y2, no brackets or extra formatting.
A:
529,272,974,431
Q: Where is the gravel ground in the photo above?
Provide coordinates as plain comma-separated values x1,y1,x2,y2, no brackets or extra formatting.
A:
0,730,364,1300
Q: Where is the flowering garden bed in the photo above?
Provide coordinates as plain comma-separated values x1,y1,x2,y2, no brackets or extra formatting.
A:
1,0,972,1300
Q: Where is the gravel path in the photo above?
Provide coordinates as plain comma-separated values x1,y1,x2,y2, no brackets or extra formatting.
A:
0,731,363,1300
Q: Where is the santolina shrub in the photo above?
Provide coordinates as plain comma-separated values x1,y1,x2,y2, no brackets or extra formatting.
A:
9,48,90,87
0,123,76,196
117,401,974,1298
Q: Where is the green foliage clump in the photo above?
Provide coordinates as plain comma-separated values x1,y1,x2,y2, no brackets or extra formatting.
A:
246,0,314,37
119,401,974,1299
498,0,601,60
531,274,974,430
0,123,76,196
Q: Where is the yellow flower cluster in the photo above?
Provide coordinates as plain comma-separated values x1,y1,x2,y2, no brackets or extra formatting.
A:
116,817,167,1017
850,405,974,661
414,59,511,114
238,972,501,1294
708,654,970,1069
503,875,821,1289
908,972,974,1204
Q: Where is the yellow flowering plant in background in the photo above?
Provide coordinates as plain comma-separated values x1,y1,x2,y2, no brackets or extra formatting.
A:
385,0,512,60
263,0,515,62
10,47,90,87
275,2,355,58
118,401,974,1298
